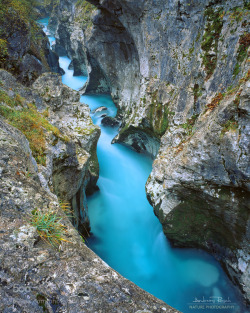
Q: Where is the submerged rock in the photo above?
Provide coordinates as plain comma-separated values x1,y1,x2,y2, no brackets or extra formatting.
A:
93,106,107,113
101,116,120,127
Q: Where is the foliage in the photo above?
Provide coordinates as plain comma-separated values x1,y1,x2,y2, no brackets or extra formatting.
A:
181,114,199,136
233,33,250,77
0,0,49,72
0,92,68,166
205,92,224,111
0,90,25,107
228,6,246,23
148,91,175,136
0,39,8,62
201,7,224,79
42,0,59,9
59,201,75,219
75,0,96,29
0,0,36,27
193,83,202,103
221,119,238,136
29,208,69,248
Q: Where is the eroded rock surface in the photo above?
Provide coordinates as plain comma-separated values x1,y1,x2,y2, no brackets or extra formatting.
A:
50,0,250,303
147,79,250,302
0,69,100,235
0,117,178,313
0,1,62,85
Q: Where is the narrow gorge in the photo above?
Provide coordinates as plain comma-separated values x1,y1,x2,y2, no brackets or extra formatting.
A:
0,0,249,312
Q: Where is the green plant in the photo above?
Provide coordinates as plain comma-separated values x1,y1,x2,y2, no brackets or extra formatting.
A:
75,0,96,29
193,83,202,102
29,209,69,248
0,39,8,63
233,33,250,77
0,94,67,165
201,7,224,79
59,201,75,219
0,0,50,72
221,119,238,136
181,114,198,136
205,92,224,112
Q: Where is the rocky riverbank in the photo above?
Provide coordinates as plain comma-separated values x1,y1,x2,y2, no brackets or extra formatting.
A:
0,56,177,313
48,0,250,304
0,76,176,311
0,2,181,309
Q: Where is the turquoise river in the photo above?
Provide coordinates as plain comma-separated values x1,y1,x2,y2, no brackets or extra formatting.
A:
38,18,247,313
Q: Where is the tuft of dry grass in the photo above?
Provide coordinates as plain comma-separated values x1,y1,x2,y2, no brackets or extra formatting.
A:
29,208,69,248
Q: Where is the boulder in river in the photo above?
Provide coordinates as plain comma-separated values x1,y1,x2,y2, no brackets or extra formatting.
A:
101,116,120,127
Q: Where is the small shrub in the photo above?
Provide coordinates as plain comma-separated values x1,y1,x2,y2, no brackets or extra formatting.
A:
201,7,224,79
181,114,198,136
0,95,67,166
221,119,238,136
233,33,250,77
29,209,69,248
0,39,8,63
205,93,224,111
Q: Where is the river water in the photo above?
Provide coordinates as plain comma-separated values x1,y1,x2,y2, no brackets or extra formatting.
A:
38,17,246,313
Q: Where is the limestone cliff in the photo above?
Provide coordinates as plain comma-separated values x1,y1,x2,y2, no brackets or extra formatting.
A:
0,89,177,312
0,2,181,311
0,68,178,311
0,0,62,85
0,69,101,235
51,0,250,304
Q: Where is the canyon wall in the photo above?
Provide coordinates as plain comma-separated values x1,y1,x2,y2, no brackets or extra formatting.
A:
0,68,176,312
0,8,178,308
51,0,250,304
0,0,63,85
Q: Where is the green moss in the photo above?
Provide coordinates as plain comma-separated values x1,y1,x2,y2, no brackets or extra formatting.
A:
180,114,199,136
42,0,59,10
189,47,194,55
221,119,238,136
148,91,175,136
75,0,96,29
0,39,8,63
233,33,250,78
74,126,95,136
243,0,250,10
0,93,67,166
201,7,224,79
0,0,49,72
193,83,202,102
229,6,248,23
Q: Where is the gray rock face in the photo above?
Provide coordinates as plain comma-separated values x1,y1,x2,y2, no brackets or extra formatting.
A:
0,69,100,236
50,0,90,77
84,0,250,304
0,4,62,85
52,0,250,304
147,79,250,302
